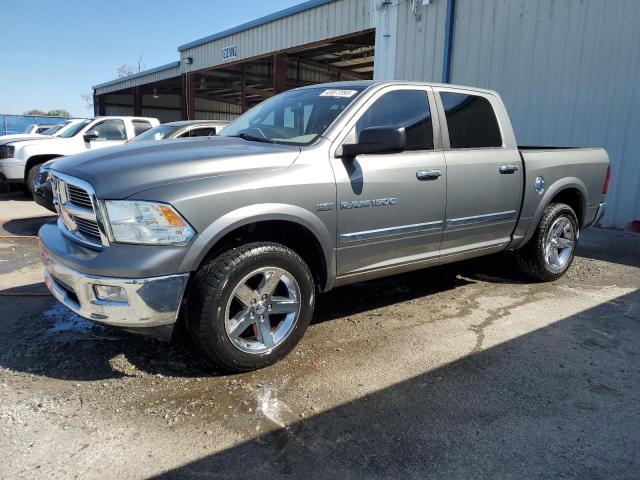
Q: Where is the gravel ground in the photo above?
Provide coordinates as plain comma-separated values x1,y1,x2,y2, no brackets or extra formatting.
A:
0,192,638,479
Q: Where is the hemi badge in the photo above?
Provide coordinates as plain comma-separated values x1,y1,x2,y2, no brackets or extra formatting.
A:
316,202,335,211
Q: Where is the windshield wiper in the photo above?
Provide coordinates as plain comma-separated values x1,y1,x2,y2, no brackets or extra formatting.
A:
229,133,275,144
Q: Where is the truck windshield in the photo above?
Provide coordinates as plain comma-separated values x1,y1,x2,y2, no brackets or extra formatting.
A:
42,121,71,136
58,120,91,138
220,86,365,145
128,124,181,142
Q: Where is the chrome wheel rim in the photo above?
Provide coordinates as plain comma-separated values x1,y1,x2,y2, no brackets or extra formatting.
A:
544,216,575,272
224,267,301,354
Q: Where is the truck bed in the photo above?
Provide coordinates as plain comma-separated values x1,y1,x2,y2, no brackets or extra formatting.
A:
514,146,609,246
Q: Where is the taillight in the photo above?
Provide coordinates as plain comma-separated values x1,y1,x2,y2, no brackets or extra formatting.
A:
603,164,611,194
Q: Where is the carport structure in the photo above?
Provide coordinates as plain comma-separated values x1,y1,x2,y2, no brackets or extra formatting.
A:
93,0,374,123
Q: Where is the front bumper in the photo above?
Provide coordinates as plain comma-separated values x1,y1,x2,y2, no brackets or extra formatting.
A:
42,253,189,329
33,170,55,212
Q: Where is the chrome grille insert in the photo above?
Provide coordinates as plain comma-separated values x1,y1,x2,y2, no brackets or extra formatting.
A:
66,184,93,208
50,172,108,249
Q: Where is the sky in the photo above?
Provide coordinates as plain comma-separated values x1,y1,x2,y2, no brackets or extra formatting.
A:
0,0,303,117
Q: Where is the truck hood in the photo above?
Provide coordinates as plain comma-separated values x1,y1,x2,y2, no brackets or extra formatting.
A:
0,135,48,147
50,137,301,199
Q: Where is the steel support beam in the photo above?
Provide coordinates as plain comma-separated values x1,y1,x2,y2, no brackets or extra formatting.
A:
182,73,196,120
273,53,288,93
132,87,142,116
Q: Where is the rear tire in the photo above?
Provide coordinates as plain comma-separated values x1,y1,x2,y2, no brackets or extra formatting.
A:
515,203,579,281
187,242,315,372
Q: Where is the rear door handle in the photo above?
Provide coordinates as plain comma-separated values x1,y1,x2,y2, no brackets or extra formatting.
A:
499,164,519,174
416,169,442,181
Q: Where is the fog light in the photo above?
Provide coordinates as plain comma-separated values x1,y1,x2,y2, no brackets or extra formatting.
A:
93,285,127,303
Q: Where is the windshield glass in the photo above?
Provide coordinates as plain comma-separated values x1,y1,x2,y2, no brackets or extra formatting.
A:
58,120,91,138
42,121,71,136
220,86,365,145
128,124,181,142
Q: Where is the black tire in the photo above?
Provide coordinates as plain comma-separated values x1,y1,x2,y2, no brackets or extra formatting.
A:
515,203,579,281
187,242,315,372
25,165,40,196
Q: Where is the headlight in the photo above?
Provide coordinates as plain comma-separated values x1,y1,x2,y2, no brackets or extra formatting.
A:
104,200,196,245
0,145,15,159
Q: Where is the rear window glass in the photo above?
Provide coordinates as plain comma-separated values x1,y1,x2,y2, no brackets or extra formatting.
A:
132,120,152,136
440,92,502,149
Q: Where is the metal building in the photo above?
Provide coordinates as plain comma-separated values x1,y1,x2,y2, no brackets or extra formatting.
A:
93,0,639,228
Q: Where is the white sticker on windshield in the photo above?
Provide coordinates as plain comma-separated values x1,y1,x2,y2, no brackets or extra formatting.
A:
319,89,358,98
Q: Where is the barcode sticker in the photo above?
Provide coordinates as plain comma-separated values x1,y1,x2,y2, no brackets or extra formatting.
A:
319,89,358,98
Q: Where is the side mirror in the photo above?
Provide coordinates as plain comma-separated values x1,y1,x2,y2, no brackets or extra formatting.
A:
83,130,99,142
340,127,406,157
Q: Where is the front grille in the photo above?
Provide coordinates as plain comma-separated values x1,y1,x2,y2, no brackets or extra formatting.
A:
74,217,102,240
66,184,93,208
50,173,106,248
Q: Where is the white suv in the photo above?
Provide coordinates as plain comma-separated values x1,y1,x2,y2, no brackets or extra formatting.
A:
0,116,159,194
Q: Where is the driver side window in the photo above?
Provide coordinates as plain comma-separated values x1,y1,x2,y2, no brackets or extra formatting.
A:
356,90,434,151
91,119,127,141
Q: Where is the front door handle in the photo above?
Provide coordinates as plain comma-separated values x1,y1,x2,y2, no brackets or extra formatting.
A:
499,164,519,174
416,169,442,181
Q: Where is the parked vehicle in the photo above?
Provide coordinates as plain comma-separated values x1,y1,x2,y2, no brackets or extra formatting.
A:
25,124,57,134
0,114,68,136
0,116,159,195
128,120,230,142
0,119,87,145
38,81,610,372
34,120,229,211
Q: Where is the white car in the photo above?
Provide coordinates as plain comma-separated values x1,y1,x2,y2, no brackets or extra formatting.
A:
0,119,87,145
0,116,159,193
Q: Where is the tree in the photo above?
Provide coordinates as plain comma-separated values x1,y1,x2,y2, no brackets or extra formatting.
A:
80,94,94,111
24,109,46,115
117,64,136,78
46,110,71,118
117,53,145,78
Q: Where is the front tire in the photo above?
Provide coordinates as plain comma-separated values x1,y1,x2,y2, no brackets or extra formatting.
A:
515,203,579,281
187,242,315,372
25,165,40,196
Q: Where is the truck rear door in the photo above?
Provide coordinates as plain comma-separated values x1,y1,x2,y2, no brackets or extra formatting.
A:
434,88,523,255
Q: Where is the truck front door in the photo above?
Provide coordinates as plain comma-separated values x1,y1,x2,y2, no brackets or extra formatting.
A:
434,88,523,255
83,119,129,151
331,87,446,278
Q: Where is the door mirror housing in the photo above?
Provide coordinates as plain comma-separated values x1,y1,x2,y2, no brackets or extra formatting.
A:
83,130,99,142
340,127,406,157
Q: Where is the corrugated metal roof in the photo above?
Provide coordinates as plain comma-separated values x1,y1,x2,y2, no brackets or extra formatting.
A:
180,0,372,72
93,61,181,90
177,0,338,51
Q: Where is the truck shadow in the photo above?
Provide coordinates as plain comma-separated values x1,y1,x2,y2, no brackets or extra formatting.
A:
0,255,514,382
1,214,55,236
577,227,640,268
152,290,640,479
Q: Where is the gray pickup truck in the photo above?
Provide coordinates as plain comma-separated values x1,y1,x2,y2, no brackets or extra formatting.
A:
39,81,610,372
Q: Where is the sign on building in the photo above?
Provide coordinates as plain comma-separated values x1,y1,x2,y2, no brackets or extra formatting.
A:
222,44,238,62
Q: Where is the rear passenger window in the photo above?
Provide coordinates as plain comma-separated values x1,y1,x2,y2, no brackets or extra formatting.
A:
357,90,433,151
190,127,216,137
440,92,502,149
132,120,152,136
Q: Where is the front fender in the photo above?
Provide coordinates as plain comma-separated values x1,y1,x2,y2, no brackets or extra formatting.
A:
178,203,336,290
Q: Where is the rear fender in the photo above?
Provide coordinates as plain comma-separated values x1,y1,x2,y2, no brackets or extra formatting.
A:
516,177,588,248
